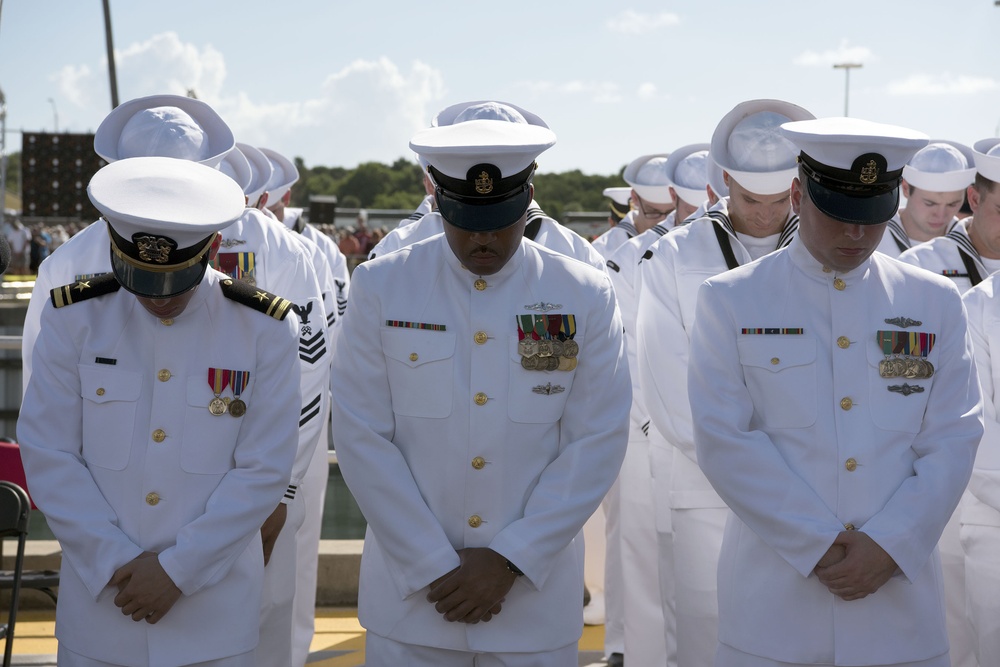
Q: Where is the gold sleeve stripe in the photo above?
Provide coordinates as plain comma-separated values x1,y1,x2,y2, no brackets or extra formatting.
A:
52,285,72,308
267,297,292,320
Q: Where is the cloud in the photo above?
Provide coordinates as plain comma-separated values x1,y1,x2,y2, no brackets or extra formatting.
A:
606,10,680,35
47,32,447,167
637,83,658,100
794,39,874,67
516,79,622,104
887,73,999,96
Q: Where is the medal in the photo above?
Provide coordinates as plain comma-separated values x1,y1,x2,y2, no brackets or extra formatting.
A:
229,370,250,418
518,338,538,357
558,356,578,371
521,355,540,370
561,340,579,358
207,369,231,416
537,340,554,358
544,356,560,371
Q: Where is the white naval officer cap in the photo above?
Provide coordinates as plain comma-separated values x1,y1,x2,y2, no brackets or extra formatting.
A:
94,94,235,168
410,119,556,232
603,186,632,222
972,139,1000,185
235,143,274,208
711,99,815,196
664,144,711,207
902,140,976,193
260,147,300,208
88,156,246,298
623,154,672,205
780,117,929,225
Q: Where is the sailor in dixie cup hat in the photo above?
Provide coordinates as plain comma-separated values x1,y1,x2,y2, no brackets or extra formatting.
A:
876,140,976,257
329,118,630,665
687,117,983,667
17,156,303,667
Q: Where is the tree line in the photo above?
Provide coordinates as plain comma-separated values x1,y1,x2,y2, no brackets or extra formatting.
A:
4,152,627,221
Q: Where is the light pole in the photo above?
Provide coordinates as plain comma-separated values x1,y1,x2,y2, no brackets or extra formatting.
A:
47,97,59,132
833,63,863,116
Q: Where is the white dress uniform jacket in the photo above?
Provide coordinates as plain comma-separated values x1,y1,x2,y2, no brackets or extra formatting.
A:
898,217,985,292
689,239,982,665
329,235,631,653
636,198,798,511
369,206,606,272
23,213,328,501
590,211,638,260
284,207,350,334
17,269,301,667
960,275,1000,664
396,194,436,228
874,213,961,259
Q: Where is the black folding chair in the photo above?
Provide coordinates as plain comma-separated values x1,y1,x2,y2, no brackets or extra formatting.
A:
0,481,30,667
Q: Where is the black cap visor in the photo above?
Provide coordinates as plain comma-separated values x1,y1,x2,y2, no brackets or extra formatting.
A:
110,239,213,298
805,177,899,226
435,182,532,232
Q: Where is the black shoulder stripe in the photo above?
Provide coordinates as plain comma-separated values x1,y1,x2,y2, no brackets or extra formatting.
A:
607,260,620,273
642,249,653,260
51,273,120,308
219,279,293,321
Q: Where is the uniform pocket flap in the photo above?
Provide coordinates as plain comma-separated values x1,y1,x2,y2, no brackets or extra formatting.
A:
381,328,456,368
738,337,815,372
79,365,141,404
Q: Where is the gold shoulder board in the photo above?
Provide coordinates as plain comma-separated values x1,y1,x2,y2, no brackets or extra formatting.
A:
50,273,121,308
219,278,292,321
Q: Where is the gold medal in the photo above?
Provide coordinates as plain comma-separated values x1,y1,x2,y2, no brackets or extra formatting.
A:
537,340,554,358
879,359,895,378
544,356,560,371
521,355,540,370
550,340,564,357
558,356,577,371
561,340,579,358
229,399,247,418
209,397,228,416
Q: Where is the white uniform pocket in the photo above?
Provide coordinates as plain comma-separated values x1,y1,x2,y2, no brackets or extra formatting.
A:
79,365,141,470
381,328,456,418
866,344,932,434
181,375,245,474
507,335,573,423
737,337,817,428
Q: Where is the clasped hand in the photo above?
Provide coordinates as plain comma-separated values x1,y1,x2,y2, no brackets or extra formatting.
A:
814,531,898,601
108,551,182,623
426,548,517,624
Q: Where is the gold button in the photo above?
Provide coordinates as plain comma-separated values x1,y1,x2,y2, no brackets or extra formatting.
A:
770,357,780,365
474,279,487,291
152,429,166,443
833,278,846,291
471,456,486,470
840,397,853,410
160,318,174,326
468,514,482,528
223,279,233,285
837,336,850,349
474,392,488,406
822,267,832,274
845,457,858,472
157,369,172,382
474,331,488,345
145,492,160,506
844,523,856,531
409,353,418,362
96,387,105,396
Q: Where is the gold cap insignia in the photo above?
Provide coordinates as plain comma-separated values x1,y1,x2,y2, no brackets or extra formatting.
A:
859,160,879,185
475,171,494,195
134,236,175,264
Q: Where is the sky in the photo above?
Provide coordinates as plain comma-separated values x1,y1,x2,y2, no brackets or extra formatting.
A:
1,1,999,177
